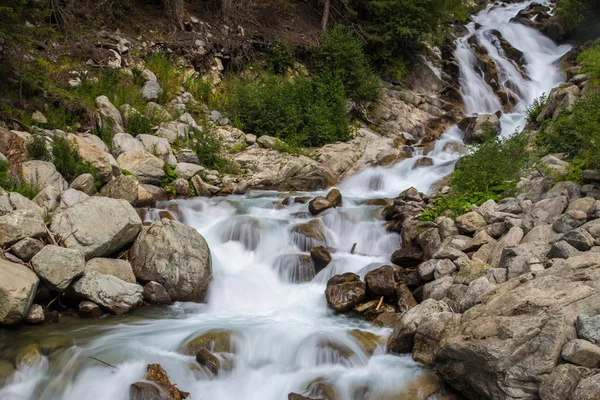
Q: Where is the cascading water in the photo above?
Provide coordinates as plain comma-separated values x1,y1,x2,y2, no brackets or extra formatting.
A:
0,2,571,399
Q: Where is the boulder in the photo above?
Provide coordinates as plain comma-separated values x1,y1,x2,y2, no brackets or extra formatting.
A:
74,136,114,183
130,220,212,302
549,240,579,259
31,245,85,291
176,148,200,165
59,188,90,209
576,315,600,345
136,134,177,164
561,339,600,368
573,373,600,400
436,216,459,239
50,197,142,259
146,102,172,122
539,364,592,400
365,265,397,296
78,301,102,318
85,257,136,283
0,258,39,324
391,247,424,268
190,175,219,197
0,210,46,247
96,95,124,134
456,211,487,234
397,284,418,313
325,188,342,207
433,252,600,400
413,312,462,365
290,219,329,251
308,196,333,215
111,133,144,156
72,271,143,314
325,273,367,313
141,80,162,102
174,163,204,180
460,114,500,143
388,299,451,354
143,281,172,304
417,228,442,259
563,228,595,251
117,149,165,185
99,175,154,207
21,160,68,190
488,226,524,267
9,192,44,215
33,185,61,214
172,179,189,196
423,276,454,301
196,348,220,375
9,237,44,262
310,246,332,273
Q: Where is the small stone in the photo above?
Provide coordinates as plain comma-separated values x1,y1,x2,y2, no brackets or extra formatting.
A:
325,188,342,207
196,348,220,375
561,339,600,368
26,304,45,324
15,344,43,369
391,247,424,268
325,273,366,313
143,281,172,304
31,111,47,124
308,196,333,215
9,238,44,262
455,211,487,234
365,265,396,296
309,246,332,273
78,301,102,318
577,315,600,345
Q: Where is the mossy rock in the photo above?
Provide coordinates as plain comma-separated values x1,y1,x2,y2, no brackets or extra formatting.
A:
15,343,43,369
180,330,234,356
291,219,328,251
348,329,386,356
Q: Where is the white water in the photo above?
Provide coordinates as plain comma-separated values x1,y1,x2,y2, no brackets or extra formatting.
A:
0,2,571,399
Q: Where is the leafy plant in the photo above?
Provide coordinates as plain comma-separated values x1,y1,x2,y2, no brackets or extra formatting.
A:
189,128,239,174
266,41,295,74
161,163,178,193
555,0,600,39
579,44,600,84
51,136,98,183
526,93,547,122
0,160,40,199
26,135,51,161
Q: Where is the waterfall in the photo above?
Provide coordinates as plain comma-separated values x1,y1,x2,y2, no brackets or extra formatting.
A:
0,2,571,399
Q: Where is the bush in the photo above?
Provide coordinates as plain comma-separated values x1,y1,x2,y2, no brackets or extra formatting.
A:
189,128,239,174
0,160,40,199
228,73,350,146
51,136,98,183
536,93,600,169
526,93,547,122
420,132,530,220
579,44,600,84
26,135,51,161
314,25,380,101
555,0,600,39
145,53,185,104
266,41,295,75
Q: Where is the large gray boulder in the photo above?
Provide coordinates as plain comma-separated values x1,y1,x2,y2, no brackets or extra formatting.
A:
96,95,124,134
50,197,142,259
21,160,68,190
0,258,39,324
31,245,85,291
71,271,143,314
433,252,600,400
112,133,144,156
0,210,46,247
130,220,212,302
136,134,177,164
116,149,165,185
85,258,136,283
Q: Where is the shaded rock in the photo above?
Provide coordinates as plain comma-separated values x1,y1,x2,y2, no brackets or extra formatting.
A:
308,196,333,215
143,281,172,304
577,315,600,345
9,237,44,262
459,277,492,313
564,228,595,251
31,245,85,291
325,273,366,313
0,258,39,324
365,265,396,296
460,114,500,143
0,359,15,385
180,330,234,355
78,300,102,318
325,188,342,207
561,339,600,368
539,364,592,400
291,219,328,251
176,148,200,165
572,372,600,400
196,349,220,375
388,299,450,354
413,312,462,365
397,283,418,313
549,240,579,259
26,304,45,324
553,210,587,233
0,210,46,247
373,312,403,328
310,246,332,273
391,247,424,268
72,271,143,314
131,220,212,302
488,226,524,267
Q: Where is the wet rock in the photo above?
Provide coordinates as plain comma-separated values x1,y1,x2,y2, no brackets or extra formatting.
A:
0,210,46,247
72,271,143,314
196,348,220,375
412,157,434,169
25,304,45,324
325,188,342,207
391,247,424,268
143,281,172,305
310,246,332,273
365,265,396,296
291,219,328,251
373,312,403,328
388,299,451,354
134,363,189,400
577,315,600,345
130,382,170,400
181,330,234,355
288,393,312,400
561,339,600,368
308,196,333,215
0,359,15,385
9,237,44,262
15,344,43,369
539,364,592,400
0,258,39,324
51,197,142,259
219,216,260,251
78,301,102,318
274,254,315,283
85,257,136,283
131,220,212,302
31,245,85,291
325,273,367,313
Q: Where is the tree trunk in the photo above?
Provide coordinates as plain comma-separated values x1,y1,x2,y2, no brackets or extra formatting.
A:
321,0,331,31
165,0,185,30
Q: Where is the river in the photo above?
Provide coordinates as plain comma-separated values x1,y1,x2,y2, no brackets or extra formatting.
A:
0,1,570,399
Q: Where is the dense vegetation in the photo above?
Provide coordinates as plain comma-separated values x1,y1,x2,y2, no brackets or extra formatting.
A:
555,0,600,39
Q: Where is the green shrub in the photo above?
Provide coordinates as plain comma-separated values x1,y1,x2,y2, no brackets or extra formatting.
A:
0,160,40,199
578,44,600,84
536,93,600,169
189,128,239,174
266,41,295,75
145,53,184,104
314,25,380,101
124,113,154,136
161,163,178,194
26,135,51,161
526,93,547,122
420,132,530,220
51,136,98,182
555,0,600,39
229,73,350,146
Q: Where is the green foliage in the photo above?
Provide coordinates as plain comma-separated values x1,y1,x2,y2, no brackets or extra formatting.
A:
526,93,547,123
161,163,178,193
266,41,295,74
26,135,51,161
145,53,184,104
315,25,380,101
0,160,40,199
537,93,600,169
578,44,600,85
563,157,586,184
184,76,213,104
420,132,530,220
228,73,350,146
555,0,600,39
124,113,154,136
189,128,239,174
51,136,98,183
